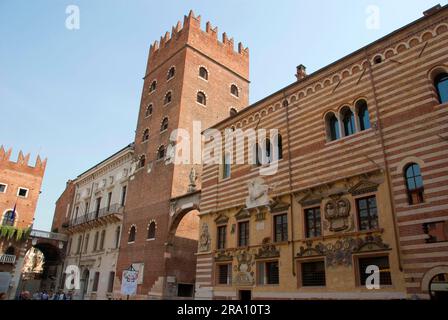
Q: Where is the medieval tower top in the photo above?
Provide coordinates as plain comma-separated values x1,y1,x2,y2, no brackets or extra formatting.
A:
0,146,47,228
146,10,249,81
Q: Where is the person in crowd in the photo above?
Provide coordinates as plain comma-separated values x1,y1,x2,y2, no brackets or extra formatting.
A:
58,289,66,300
0,292,6,300
41,290,49,300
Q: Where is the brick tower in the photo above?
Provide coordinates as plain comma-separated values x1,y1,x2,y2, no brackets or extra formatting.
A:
0,146,47,229
116,10,249,299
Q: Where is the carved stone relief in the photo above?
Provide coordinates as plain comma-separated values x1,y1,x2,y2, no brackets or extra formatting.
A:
233,250,255,286
324,197,354,232
297,234,389,267
198,223,211,252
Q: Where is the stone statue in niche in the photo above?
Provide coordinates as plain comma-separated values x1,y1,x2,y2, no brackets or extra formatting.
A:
188,167,197,192
246,177,270,209
198,223,211,252
233,250,254,286
324,197,352,232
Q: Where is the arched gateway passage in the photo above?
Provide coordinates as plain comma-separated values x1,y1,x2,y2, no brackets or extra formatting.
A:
165,191,201,298
16,230,67,296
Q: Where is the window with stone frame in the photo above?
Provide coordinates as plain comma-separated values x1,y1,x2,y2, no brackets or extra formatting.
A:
356,196,379,231
357,255,392,286
217,263,232,285
304,207,322,238
238,221,249,247
217,225,227,250
274,213,288,242
404,163,424,205
257,260,279,285
301,260,326,287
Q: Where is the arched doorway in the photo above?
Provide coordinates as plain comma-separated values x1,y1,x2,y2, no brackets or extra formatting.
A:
166,207,200,298
80,269,90,299
20,247,45,294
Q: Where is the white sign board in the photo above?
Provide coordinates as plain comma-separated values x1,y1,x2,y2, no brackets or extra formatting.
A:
120,269,139,296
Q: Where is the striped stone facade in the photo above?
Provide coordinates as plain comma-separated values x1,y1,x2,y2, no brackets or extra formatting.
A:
196,6,448,300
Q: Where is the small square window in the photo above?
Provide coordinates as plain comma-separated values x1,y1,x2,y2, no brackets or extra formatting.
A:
18,188,28,198
0,183,7,193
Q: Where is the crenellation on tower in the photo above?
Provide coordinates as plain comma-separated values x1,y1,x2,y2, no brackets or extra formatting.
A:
0,145,47,173
147,10,249,76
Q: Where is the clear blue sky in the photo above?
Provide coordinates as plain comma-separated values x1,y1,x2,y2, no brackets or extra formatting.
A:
0,0,444,231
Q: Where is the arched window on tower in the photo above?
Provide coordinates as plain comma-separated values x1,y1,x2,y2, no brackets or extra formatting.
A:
147,221,156,240
142,129,149,142
197,91,206,105
145,104,153,117
229,108,238,117
167,67,175,80
138,155,146,169
356,100,371,131
160,117,169,132
341,106,355,137
164,92,172,105
435,73,448,104
199,67,208,80
404,163,424,205
149,80,157,93
230,84,239,97
128,226,136,243
326,113,340,141
2,210,15,226
157,145,166,160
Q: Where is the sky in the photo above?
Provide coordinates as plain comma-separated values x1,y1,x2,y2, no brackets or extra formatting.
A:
0,0,444,231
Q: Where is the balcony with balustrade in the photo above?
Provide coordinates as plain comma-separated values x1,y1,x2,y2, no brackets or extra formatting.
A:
65,203,124,233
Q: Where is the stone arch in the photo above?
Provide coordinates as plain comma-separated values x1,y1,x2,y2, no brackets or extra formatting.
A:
421,265,448,293
396,156,425,174
435,23,448,35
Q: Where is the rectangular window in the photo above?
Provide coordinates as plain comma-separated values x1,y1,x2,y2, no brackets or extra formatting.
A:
83,234,90,253
301,260,326,287
107,272,115,293
121,186,127,207
95,197,102,216
0,183,7,193
17,187,28,198
107,192,112,211
222,153,231,179
257,261,279,285
217,226,227,250
92,272,100,292
217,264,232,285
274,214,288,242
356,196,379,231
238,221,249,247
358,256,392,286
305,207,322,238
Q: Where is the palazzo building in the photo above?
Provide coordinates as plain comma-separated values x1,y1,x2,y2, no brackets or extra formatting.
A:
195,5,448,300
59,144,133,300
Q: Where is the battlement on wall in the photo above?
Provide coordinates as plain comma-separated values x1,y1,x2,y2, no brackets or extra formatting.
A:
0,145,47,175
149,10,249,58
